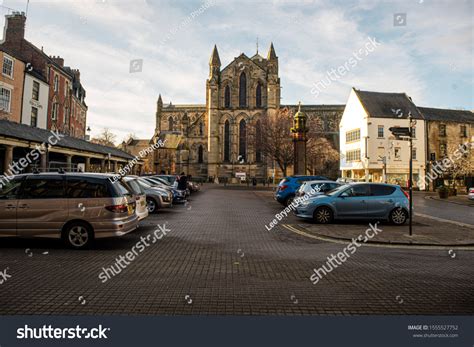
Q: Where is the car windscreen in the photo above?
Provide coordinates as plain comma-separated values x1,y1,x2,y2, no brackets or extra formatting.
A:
153,177,171,186
137,179,152,189
111,181,132,197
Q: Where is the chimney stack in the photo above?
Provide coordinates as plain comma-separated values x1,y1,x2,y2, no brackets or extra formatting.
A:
50,55,64,67
4,12,26,42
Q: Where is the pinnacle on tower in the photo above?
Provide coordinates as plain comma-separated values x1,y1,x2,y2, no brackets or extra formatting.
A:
267,42,277,60
209,44,221,66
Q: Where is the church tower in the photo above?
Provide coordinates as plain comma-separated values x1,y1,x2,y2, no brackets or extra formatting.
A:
266,42,280,111
206,45,221,179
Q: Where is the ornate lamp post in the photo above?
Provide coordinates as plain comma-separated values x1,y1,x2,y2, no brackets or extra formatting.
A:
290,102,308,175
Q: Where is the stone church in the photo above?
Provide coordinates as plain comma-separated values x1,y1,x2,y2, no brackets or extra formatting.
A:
153,43,344,180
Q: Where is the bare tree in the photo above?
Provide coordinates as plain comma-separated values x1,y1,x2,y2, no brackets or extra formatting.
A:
259,107,294,176
306,137,340,178
91,128,117,147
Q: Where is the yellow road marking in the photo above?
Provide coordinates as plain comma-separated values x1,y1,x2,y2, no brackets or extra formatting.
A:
281,224,474,251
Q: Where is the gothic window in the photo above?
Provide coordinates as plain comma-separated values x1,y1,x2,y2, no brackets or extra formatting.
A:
198,145,204,163
168,116,174,131
256,120,262,162
239,119,246,161
239,72,246,108
224,85,231,109
256,83,262,108
224,120,230,162
199,122,204,136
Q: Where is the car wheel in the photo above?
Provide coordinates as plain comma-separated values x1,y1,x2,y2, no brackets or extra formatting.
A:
313,207,333,224
62,222,93,249
389,208,408,225
285,195,295,207
146,198,157,213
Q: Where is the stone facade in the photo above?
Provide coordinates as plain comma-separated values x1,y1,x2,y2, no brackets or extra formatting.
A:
154,44,345,180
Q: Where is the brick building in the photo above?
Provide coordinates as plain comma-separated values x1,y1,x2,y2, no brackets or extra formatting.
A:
0,12,87,138
0,47,25,123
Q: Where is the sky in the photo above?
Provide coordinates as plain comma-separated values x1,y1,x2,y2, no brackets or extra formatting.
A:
1,0,472,142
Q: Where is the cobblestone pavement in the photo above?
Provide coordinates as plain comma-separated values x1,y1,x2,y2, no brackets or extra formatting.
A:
0,186,473,315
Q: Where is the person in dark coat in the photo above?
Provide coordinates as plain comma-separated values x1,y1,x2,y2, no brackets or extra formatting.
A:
177,172,188,190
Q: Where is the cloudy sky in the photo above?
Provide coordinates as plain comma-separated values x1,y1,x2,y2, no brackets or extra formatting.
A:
1,0,472,142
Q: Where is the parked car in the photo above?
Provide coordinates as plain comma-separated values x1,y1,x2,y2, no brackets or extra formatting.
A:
156,175,179,188
275,175,328,206
295,183,410,225
296,180,342,198
468,187,474,200
0,173,138,249
121,176,149,221
136,178,173,213
142,177,187,204
188,181,201,193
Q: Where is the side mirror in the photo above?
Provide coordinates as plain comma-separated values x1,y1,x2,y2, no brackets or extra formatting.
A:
340,192,349,198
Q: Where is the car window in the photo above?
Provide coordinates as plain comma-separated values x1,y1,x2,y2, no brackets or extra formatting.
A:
327,184,348,196
125,179,144,195
311,183,323,192
137,179,152,189
0,177,22,199
345,185,370,197
328,183,341,191
22,177,65,199
370,185,396,196
66,177,110,198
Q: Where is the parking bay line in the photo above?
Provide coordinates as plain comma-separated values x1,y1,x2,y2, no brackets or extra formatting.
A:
281,224,474,251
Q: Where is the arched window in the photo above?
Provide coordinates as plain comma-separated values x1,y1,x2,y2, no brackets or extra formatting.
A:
256,120,262,162
239,72,246,108
224,120,230,162
239,119,246,161
224,85,231,109
168,116,174,131
199,122,204,136
256,83,262,108
198,145,204,163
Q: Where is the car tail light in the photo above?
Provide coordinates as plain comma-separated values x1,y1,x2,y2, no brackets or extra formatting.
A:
280,185,288,191
402,190,410,200
105,204,128,213
470,188,474,193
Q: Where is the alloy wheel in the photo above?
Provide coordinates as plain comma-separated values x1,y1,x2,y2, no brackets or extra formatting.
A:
68,226,89,247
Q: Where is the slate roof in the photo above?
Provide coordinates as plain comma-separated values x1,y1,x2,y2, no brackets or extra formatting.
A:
418,107,474,124
354,89,424,119
0,119,134,160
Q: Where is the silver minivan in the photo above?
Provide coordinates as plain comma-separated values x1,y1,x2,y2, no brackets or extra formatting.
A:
0,173,139,249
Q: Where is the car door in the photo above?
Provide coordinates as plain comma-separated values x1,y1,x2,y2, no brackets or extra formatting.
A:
16,175,68,237
334,184,369,219
367,185,397,217
0,177,23,236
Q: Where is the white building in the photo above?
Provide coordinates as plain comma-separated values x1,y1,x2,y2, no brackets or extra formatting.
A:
339,88,426,189
21,70,49,129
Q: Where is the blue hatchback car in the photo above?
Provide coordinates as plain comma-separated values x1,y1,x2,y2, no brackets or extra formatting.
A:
295,183,410,225
275,175,328,206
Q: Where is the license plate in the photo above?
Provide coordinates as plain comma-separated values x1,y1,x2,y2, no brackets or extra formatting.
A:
141,200,145,207
128,205,133,215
